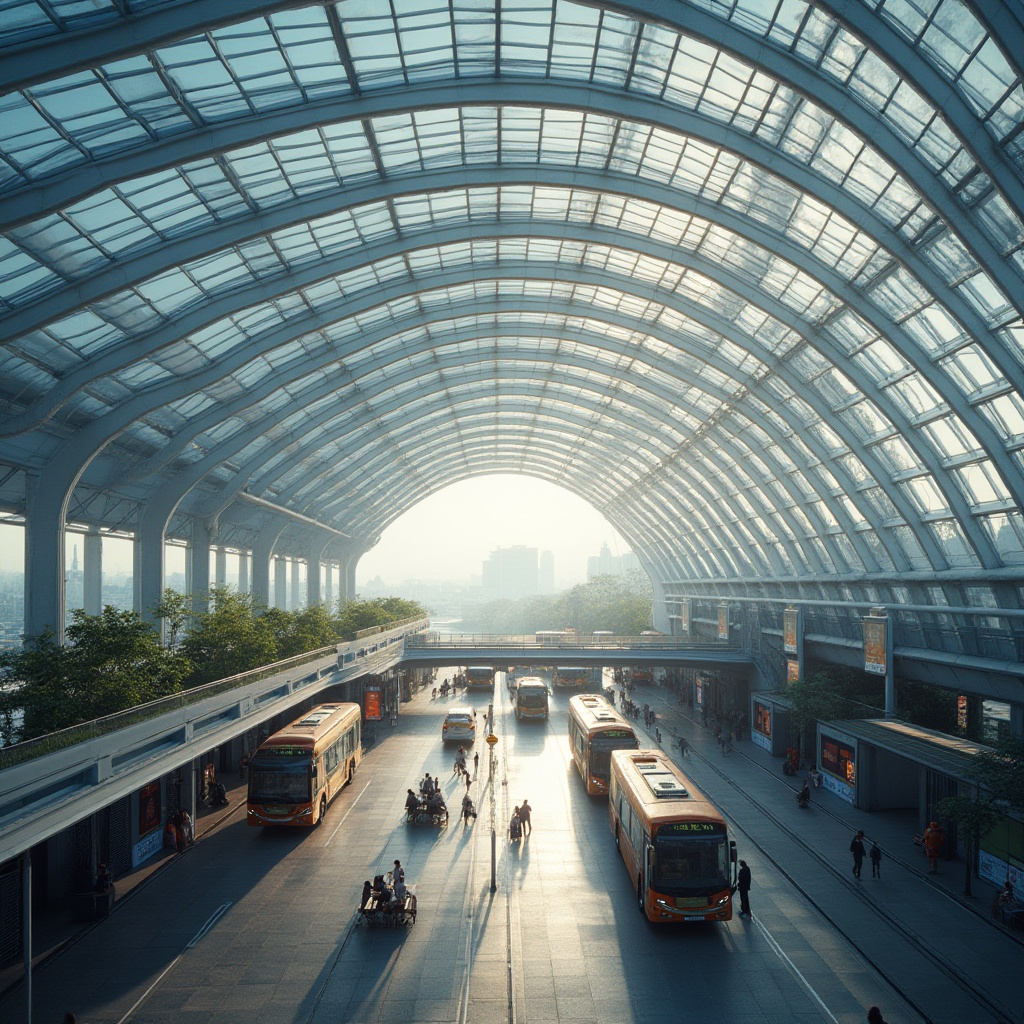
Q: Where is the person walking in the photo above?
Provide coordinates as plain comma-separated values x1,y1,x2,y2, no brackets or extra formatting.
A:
474,751,480,777
866,1007,888,1024
736,859,752,917
923,821,944,874
519,799,532,835
850,830,866,879
676,735,688,758
393,860,405,885
870,841,882,879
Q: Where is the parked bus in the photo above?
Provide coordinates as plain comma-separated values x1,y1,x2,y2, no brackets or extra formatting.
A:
609,749,737,923
247,703,361,827
567,693,639,795
535,628,577,644
554,666,590,689
515,677,550,720
464,665,495,691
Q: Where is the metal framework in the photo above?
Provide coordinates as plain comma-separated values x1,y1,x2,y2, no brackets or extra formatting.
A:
1,0,1023,684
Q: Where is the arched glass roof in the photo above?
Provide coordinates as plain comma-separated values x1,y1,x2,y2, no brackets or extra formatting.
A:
1,0,1024,620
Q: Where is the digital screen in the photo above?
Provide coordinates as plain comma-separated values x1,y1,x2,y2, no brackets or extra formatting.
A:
820,733,856,786
364,688,382,721
264,746,311,758
601,729,633,738
659,822,724,834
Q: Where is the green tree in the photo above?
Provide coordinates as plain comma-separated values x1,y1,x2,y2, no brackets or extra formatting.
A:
784,668,850,763
154,588,192,648
0,607,189,742
936,791,1003,898
334,598,426,637
179,587,277,685
272,605,337,658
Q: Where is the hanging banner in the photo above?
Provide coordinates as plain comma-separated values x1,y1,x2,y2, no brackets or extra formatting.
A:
680,599,690,633
863,618,887,675
364,686,382,721
717,604,729,641
787,658,800,685
783,607,798,654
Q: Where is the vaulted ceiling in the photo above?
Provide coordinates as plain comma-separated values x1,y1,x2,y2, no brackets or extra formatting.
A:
2,0,1024,611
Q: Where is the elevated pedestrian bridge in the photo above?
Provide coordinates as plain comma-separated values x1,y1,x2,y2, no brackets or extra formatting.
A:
0,619,428,866
403,633,753,670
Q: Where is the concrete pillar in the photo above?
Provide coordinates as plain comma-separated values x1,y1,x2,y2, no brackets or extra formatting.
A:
290,558,302,610
274,557,288,609
307,553,322,608
237,550,250,596
344,556,357,602
190,520,212,615
214,546,227,588
24,470,65,640
83,527,103,615
324,561,333,610
252,525,286,609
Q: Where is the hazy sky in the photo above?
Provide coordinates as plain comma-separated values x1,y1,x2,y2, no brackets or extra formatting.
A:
0,476,631,589
356,475,630,589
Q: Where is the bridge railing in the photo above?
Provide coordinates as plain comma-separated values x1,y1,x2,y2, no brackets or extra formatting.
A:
0,616,429,772
405,633,742,651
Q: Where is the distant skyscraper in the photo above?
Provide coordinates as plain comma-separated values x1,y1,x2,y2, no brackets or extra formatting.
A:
482,545,539,600
587,543,639,579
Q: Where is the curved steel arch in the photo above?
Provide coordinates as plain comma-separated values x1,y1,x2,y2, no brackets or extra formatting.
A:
40,221,999,570
156,292,913,568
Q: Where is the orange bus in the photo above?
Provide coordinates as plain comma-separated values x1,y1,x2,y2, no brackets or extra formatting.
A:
609,749,737,923
554,666,589,689
247,703,361,827
464,665,495,691
567,693,639,795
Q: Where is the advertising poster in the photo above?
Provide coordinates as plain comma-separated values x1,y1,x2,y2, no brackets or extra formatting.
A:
787,658,800,685
863,619,886,675
783,607,798,654
364,686,382,721
751,700,772,752
138,780,161,838
820,731,857,803
717,604,729,641
681,599,690,633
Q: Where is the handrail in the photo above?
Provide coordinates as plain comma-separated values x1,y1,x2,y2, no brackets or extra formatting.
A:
0,616,429,772
405,633,742,651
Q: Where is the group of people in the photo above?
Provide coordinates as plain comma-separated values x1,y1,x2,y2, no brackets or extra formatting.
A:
163,808,194,851
430,675,463,699
407,778,448,821
508,799,532,841
360,860,409,910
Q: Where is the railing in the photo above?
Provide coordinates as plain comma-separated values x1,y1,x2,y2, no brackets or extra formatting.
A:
0,615,428,772
406,632,742,651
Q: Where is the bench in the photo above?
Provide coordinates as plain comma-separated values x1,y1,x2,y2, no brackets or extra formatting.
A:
358,892,417,928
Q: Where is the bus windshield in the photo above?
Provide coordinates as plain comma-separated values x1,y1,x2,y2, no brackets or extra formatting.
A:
518,690,547,708
588,732,639,781
652,834,731,894
249,758,311,803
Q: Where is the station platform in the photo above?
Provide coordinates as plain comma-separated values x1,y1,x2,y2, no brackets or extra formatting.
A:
1,680,1021,1024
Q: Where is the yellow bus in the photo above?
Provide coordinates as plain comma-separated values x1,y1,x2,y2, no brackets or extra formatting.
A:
464,665,495,691
554,666,590,689
247,703,361,827
567,693,639,795
514,677,550,720
609,749,737,923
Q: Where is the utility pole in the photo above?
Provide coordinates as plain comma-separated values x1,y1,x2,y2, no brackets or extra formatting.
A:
486,730,498,892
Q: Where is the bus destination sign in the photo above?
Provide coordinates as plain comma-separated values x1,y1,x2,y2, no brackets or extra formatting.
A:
602,729,634,738
660,822,723,834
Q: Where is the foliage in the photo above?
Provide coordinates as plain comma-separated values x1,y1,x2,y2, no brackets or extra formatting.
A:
0,607,189,742
178,587,278,686
333,597,426,637
967,734,1024,815
154,588,192,648
936,791,1004,897
456,572,653,634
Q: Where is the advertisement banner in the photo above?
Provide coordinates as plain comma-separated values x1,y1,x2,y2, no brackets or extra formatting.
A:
787,658,800,685
138,780,161,838
717,604,729,641
681,599,690,633
863,619,886,675
783,607,798,654
820,730,857,803
364,687,382,721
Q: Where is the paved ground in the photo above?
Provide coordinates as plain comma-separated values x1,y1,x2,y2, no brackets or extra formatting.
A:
2,672,1021,1024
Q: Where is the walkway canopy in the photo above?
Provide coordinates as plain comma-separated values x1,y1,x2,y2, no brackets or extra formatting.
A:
2,1,1024,646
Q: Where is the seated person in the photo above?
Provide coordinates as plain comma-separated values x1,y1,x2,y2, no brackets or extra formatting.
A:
210,780,228,806
372,873,392,902
797,783,811,806
420,773,434,797
360,880,373,909
426,792,446,816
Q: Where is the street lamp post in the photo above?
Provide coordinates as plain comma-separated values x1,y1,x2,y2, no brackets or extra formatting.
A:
486,731,498,892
